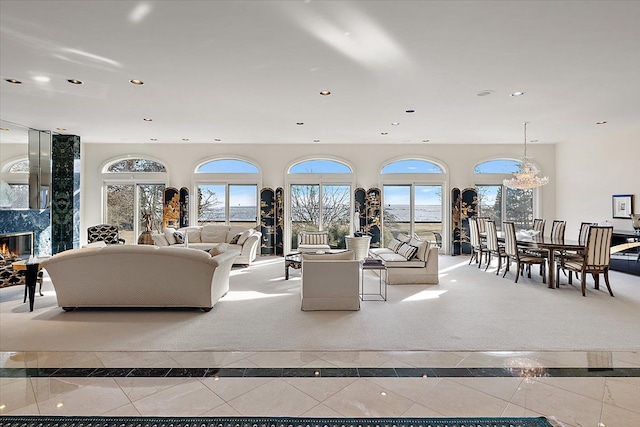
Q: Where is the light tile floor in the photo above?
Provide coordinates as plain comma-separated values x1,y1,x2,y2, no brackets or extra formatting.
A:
1,350,639,426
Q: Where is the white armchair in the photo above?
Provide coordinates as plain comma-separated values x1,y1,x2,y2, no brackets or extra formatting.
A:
300,250,360,311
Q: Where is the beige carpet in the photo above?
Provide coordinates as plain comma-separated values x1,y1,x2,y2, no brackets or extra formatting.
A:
1,255,639,352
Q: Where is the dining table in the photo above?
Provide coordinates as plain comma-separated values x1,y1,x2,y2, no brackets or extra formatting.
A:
494,232,585,289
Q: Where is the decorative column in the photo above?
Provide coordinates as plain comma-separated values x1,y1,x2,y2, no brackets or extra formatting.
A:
51,134,80,254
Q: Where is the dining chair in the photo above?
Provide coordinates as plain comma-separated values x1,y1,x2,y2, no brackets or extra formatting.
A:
484,220,507,275
468,218,487,268
555,225,614,297
550,220,566,240
502,221,546,283
533,218,546,235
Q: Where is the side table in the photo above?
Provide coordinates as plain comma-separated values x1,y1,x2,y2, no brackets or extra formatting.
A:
12,260,43,312
360,261,387,301
285,252,302,280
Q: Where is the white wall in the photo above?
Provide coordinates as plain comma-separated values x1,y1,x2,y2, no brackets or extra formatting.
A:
81,142,556,250
556,127,640,235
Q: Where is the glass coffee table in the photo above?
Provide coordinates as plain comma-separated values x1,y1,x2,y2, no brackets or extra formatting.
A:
285,252,302,280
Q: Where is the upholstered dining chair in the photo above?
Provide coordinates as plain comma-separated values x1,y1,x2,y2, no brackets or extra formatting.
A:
550,220,566,240
555,225,614,297
87,224,126,245
533,218,546,235
484,220,507,275
468,218,487,268
502,221,546,283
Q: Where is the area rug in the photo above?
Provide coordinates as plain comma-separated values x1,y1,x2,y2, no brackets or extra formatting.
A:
0,416,554,427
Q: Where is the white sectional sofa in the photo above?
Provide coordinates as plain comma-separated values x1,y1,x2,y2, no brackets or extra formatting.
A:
42,245,237,311
368,234,439,285
151,225,261,266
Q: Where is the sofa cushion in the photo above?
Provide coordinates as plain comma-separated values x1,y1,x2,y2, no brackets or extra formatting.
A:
164,227,177,245
173,231,185,244
397,232,411,243
151,233,170,246
387,238,403,252
201,225,228,243
237,229,253,245
209,243,229,256
409,237,430,261
180,226,202,243
397,243,418,260
302,250,355,261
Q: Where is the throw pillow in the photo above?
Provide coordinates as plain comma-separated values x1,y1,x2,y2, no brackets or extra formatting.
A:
387,238,403,252
229,233,242,244
237,229,253,245
397,232,411,243
163,227,177,245
397,243,418,260
209,243,228,256
173,231,185,244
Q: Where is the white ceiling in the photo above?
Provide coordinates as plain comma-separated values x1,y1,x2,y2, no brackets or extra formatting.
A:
1,0,639,145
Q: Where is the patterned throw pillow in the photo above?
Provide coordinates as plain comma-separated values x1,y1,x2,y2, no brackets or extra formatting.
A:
173,231,185,244
397,243,418,260
387,238,403,252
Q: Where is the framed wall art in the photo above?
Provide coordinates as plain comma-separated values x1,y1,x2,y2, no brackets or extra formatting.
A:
612,194,633,219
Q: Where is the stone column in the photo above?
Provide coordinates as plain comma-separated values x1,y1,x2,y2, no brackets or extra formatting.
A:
51,135,80,254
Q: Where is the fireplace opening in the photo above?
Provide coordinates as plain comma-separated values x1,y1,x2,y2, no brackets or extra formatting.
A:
0,232,34,261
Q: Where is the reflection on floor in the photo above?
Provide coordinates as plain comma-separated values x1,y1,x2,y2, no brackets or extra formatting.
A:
1,350,638,426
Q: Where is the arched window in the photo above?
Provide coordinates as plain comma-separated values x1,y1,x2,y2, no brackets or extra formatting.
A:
381,159,443,174
380,158,446,248
106,158,166,173
195,158,260,227
287,158,353,250
0,158,29,208
474,159,535,230
289,159,352,174
102,157,168,242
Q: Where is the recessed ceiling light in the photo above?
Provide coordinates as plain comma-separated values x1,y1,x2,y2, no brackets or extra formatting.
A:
296,122,304,125
143,118,153,121
56,127,66,131
150,138,158,141
477,90,494,96
391,122,400,126
405,109,415,113
182,138,189,141
530,139,539,143
381,132,388,135
510,91,525,97
422,139,430,143
380,392,387,396
319,90,331,96
214,138,222,142
313,139,320,143
596,121,607,125
5,78,22,84
67,79,83,84
129,79,144,85
33,75,50,83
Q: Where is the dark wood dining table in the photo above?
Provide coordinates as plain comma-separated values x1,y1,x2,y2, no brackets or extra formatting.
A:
494,232,585,289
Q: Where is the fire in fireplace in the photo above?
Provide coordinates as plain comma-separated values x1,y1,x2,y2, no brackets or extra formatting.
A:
0,232,34,260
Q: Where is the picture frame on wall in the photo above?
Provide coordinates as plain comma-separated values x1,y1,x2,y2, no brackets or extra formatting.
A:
612,194,633,219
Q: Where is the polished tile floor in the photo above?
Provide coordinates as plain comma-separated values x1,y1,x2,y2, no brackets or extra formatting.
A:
1,350,638,426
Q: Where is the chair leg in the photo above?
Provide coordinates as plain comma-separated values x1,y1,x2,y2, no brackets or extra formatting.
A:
485,253,491,271
515,261,521,283
496,254,501,275
541,262,546,284
581,268,587,296
594,273,600,290
469,250,476,265
603,269,614,297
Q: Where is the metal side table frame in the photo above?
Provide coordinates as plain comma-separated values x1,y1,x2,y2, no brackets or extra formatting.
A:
360,261,387,301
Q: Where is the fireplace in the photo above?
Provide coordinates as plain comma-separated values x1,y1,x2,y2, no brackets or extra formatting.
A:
0,232,34,260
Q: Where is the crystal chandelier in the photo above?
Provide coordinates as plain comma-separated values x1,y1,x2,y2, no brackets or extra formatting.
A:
504,122,549,190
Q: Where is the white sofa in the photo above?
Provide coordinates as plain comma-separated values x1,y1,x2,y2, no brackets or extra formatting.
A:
42,245,236,311
151,225,261,266
300,250,360,311
369,234,439,285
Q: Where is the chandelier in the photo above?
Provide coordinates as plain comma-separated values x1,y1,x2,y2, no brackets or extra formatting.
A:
504,122,549,190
